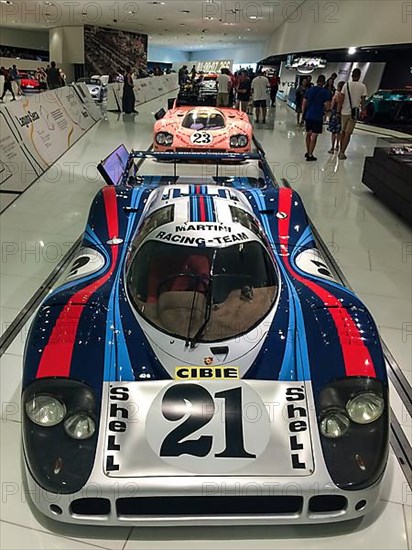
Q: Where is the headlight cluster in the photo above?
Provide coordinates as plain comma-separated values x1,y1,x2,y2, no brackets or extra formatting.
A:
155,132,173,146
26,394,95,439
317,377,388,490
320,390,385,439
23,379,99,494
230,134,248,148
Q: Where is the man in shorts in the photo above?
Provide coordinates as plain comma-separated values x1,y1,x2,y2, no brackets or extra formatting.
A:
216,68,231,107
252,70,270,124
302,75,332,161
339,68,367,159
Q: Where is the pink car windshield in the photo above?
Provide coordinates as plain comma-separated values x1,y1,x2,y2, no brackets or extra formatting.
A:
182,111,225,131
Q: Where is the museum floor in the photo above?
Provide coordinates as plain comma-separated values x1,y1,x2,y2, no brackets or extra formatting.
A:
0,93,411,549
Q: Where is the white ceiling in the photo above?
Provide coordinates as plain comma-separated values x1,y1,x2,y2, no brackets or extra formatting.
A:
0,0,306,50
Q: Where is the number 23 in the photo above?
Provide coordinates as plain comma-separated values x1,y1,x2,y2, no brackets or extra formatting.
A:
192,132,212,144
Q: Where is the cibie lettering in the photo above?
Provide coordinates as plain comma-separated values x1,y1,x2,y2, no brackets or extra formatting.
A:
175,366,239,380
285,387,308,470
16,111,40,128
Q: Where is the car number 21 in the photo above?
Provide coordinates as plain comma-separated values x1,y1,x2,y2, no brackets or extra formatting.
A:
190,131,212,145
160,384,255,459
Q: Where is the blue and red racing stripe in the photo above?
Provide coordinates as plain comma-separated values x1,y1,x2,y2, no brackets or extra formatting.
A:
189,195,216,222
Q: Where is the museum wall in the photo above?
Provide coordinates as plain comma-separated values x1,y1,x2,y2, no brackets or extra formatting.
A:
1,28,49,50
189,43,265,65
148,44,190,63
264,0,412,58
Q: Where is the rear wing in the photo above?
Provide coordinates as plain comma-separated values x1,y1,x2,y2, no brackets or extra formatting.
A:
97,141,275,187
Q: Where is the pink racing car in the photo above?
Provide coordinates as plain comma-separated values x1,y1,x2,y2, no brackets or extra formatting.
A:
154,106,252,153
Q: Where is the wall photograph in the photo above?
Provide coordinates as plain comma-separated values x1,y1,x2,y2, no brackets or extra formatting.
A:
84,25,147,76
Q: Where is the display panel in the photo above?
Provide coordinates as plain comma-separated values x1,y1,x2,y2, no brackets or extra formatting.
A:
97,144,130,186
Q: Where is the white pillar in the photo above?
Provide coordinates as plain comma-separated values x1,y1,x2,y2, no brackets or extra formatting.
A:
49,26,84,83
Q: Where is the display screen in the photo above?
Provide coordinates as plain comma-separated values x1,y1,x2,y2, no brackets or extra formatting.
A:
98,144,130,186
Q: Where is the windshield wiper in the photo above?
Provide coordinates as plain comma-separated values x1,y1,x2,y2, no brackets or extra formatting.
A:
188,278,213,349
186,251,216,349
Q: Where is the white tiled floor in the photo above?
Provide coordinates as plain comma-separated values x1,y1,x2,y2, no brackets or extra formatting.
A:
0,97,411,549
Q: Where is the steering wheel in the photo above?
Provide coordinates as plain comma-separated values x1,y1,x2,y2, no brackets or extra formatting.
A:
157,273,210,298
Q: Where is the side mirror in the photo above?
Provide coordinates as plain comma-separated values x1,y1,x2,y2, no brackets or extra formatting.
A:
154,108,166,120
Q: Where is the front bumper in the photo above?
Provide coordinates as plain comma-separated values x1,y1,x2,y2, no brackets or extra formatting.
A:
23,380,385,525
24,467,382,526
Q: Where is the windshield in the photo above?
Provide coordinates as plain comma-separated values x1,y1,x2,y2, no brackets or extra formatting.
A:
127,240,278,343
182,110,225,131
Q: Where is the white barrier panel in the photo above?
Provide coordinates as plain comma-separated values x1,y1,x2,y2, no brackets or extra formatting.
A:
72,82,103,122
0,86,100,194
0,109,42,193
106,74,178,112
107,82,123,111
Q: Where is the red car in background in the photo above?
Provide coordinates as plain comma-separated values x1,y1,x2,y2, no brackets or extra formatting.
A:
20,72,41,92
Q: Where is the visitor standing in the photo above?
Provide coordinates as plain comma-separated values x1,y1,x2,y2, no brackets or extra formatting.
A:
327,80,345,153
122,66,136,114
178,65,187,86
0,67,16,101
252,71,270,123
236,71,251,112
46,61,63,90
269,72,280,107
216,68,231,107
11,64,22,95
295,77,308,126
339,68,367,159
301,74,332,161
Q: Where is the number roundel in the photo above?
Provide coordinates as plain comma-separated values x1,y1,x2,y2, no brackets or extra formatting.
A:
190,131,213,145
66,247,105,282
294,248,335,281
146,382,271,474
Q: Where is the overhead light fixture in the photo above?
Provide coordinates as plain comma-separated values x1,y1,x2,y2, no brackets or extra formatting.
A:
205,16,214,20
348,47,357,55
180,9,190,13
1,1,14,4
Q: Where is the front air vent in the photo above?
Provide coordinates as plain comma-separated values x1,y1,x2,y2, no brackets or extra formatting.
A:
71,498,111,516
308,495,347,513
116,496,303,517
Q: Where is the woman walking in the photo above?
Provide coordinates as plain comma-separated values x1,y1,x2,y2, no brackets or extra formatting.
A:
327,80,344,153
295,78,308,126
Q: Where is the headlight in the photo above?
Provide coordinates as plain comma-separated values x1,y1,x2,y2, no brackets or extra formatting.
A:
237,135,248,147
25,395,66,427
64,413,95,440
230,136,239,147
156,132,166,145
230,134,248,148
346,392,384,424
320,410,350,438
156,132,173,145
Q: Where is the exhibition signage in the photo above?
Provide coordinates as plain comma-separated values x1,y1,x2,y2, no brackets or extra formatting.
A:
0,86,101,194
106,74,178,112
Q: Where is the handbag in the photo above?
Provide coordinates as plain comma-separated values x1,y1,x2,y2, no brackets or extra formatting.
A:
347,83,359,121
